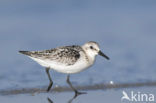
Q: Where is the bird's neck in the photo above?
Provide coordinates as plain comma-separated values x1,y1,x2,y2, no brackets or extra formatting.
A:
86,52,96,65
82,46,96,65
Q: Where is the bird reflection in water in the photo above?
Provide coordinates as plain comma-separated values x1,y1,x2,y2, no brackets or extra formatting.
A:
47,92,85,103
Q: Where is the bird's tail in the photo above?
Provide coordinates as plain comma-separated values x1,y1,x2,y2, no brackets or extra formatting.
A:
19,51,31,56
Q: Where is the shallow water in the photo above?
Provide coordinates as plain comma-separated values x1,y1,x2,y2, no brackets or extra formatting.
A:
0,0,156,90
1,86,156,103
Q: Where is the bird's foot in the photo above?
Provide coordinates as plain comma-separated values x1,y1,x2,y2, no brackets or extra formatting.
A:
74,90,87,98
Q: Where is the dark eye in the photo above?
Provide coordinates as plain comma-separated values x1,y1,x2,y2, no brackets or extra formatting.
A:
90,46,93,49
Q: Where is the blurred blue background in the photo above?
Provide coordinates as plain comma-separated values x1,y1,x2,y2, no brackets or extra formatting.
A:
0,0,156,90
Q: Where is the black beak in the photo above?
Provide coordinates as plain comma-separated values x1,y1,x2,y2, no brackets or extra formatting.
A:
98,50,110,60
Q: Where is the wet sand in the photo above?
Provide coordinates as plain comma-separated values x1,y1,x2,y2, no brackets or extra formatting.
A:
1,82,156,103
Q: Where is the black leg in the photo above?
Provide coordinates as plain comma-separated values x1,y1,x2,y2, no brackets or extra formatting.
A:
66,75,86,98
46,67,53,92
47,97,54,103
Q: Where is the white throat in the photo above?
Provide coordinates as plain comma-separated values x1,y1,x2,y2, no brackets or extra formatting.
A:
85,50,97,65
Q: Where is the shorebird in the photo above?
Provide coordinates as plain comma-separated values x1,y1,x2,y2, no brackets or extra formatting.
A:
19,41,109,97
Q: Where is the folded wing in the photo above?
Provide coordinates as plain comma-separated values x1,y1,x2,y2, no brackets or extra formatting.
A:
19,45,83,66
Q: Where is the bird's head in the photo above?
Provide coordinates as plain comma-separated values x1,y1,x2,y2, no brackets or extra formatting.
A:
82,41,109,60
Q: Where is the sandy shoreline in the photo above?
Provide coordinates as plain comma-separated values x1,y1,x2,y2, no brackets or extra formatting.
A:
1,86,156,103
1,82,156,103
1,82,156,95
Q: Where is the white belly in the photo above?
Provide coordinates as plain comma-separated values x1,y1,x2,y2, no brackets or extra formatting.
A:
29,56,94,74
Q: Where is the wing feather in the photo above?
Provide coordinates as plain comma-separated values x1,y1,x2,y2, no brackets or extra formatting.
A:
19,45,83,65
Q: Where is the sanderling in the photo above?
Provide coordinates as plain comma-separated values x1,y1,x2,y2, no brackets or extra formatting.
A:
19,41,109,96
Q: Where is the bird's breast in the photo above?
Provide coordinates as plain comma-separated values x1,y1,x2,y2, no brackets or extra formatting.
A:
51,53,94,74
